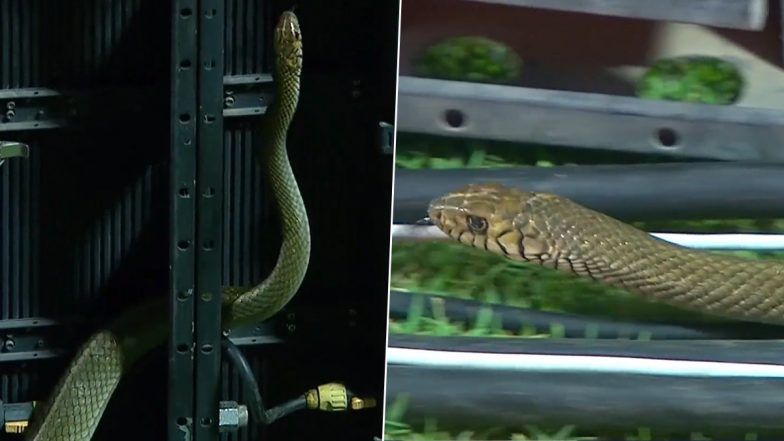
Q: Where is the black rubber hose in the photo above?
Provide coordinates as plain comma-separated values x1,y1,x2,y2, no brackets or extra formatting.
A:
385,334,784,437
393,163,784,223
220,337,307,425
389,290,784,340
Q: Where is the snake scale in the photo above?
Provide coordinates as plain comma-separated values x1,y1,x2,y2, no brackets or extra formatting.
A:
24,10,309,441
428,183,784,325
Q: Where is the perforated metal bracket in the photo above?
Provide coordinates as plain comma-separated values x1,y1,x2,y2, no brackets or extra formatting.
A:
0,318,65,364
223,74,274,118
0,88,70,132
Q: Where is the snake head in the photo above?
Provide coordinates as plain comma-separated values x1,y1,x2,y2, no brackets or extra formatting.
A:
428,183,555,263
274,10,303,75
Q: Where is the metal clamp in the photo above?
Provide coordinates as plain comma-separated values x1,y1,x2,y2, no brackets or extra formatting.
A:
379,121,394,155
0,141,30,168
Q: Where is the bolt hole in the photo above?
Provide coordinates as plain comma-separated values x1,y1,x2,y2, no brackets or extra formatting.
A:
183,138,192,146
203,187,215,197
204,114,216,124
201,292,213,302
205,8,217,18
200,417,212,427
177,290,190,301
203,60,215,70
443,109,465,129
177,343,189,353
203,240,214,250
655,128,680,149
180,59,192,69
178,187,190,198
177,240,191,250
180,8,192,17
179,113,191,123
201,344,213,354
177,417,188,427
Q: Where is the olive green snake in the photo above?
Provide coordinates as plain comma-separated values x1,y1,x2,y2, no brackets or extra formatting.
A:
428,182,784,326
24,11,309,441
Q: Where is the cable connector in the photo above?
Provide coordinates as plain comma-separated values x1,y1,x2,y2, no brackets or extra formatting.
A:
305,383,376,412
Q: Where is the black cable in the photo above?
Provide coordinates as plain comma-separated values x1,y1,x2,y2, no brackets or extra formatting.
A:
386,334,784,437
220,337,307,425
393,163,784,223
389,290,784,340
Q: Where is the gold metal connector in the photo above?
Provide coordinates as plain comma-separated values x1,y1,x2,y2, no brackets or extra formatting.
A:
5,420,29,434
305,383,377,412
350,396,376,410
306,383,349,411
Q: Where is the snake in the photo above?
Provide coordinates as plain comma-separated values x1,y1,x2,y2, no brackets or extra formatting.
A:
427,182,784,326
24,10,309,441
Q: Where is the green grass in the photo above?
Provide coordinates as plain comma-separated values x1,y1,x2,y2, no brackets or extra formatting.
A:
387,134,784,440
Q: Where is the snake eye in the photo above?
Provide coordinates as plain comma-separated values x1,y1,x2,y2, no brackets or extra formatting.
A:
466,215,488,233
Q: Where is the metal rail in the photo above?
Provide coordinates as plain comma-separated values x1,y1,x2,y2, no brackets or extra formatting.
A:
459,0,768,30
396,76,784,162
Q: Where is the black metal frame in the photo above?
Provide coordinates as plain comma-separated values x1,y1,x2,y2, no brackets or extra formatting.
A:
169,0,199,437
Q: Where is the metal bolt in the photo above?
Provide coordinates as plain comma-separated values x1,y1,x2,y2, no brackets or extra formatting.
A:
5,110,15,121
3,337,15,352
218,401,248,432
6,101,16,110
223,95,235,107
286,323,296,333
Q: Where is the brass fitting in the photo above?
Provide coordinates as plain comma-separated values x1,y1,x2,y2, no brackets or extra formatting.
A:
4,421,28,434
305,383,376,412
350,396,376,410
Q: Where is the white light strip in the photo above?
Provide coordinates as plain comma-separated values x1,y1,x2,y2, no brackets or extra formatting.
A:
391,224,784,251
387,347,784,378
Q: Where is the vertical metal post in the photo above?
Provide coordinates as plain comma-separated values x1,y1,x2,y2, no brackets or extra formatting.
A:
169,0,198,439
194,0,225,439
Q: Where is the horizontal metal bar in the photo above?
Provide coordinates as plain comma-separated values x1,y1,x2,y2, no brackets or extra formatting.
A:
0,317,57,331
222,74,274,118
392,225,784,251
396,76,784,161
388,347,784,378
0,349,64,363
392,163,784,223
461,0,768,30
0,76,273,133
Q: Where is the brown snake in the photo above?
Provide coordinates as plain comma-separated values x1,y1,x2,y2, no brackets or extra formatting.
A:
428,182,784,325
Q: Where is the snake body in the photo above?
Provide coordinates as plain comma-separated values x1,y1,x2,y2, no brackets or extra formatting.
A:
428,183,784,325
24,11,308,441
